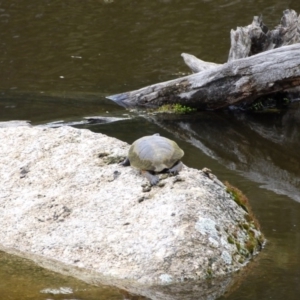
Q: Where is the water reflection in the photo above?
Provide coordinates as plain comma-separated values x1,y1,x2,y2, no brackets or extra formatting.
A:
0,248,262,300
149,104,300,202
0,91,123,124
0,250,123,299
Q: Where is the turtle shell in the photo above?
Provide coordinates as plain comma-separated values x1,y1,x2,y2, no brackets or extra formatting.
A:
128,135,184,172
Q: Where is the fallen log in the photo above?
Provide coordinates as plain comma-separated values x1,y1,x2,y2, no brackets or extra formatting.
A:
107,10,300,110
108,43,300,110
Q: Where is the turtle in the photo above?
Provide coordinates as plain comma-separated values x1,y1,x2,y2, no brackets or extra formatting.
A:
122,134,184,185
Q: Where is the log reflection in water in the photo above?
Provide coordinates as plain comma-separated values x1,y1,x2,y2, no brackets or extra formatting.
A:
149,104,300,202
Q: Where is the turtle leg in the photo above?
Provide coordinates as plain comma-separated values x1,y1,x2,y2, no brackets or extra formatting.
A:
167,161,183,175
141,170,160,185
120,157,130,167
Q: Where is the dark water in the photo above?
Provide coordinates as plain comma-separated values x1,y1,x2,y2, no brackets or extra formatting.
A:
1,0,300,299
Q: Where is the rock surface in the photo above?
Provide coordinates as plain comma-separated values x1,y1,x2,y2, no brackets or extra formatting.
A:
0,125,264,299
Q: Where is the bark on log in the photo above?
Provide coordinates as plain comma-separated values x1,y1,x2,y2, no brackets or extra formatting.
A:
181,53,221,73
228,9,300,62
107,10,300,110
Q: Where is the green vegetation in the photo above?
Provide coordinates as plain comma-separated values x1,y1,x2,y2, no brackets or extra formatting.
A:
225,182,265,258
242,223,250,230
245,231,256,254
155,103,196,114
225,182,249,213
235,242,242,253
250,101,264,111
227,236,235,244
225,181,261,230
206,268,213,278
246,94,291,113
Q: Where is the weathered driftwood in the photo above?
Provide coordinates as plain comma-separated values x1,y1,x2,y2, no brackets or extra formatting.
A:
228,9,300,62
181,53,221,73
108,44,300,110
107,10,300,110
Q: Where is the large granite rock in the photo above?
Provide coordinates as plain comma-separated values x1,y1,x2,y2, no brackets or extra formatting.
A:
0,124,264,299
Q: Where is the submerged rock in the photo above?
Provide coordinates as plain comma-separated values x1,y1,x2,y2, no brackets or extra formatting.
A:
0,125,264,299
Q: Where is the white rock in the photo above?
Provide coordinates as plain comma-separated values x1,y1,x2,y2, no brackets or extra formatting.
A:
40,287,73,294
0,125,264,299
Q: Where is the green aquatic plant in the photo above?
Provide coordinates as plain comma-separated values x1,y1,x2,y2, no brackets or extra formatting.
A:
250,101,264,111
245,93,292,113
155,103,196,114
173,103,196,113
